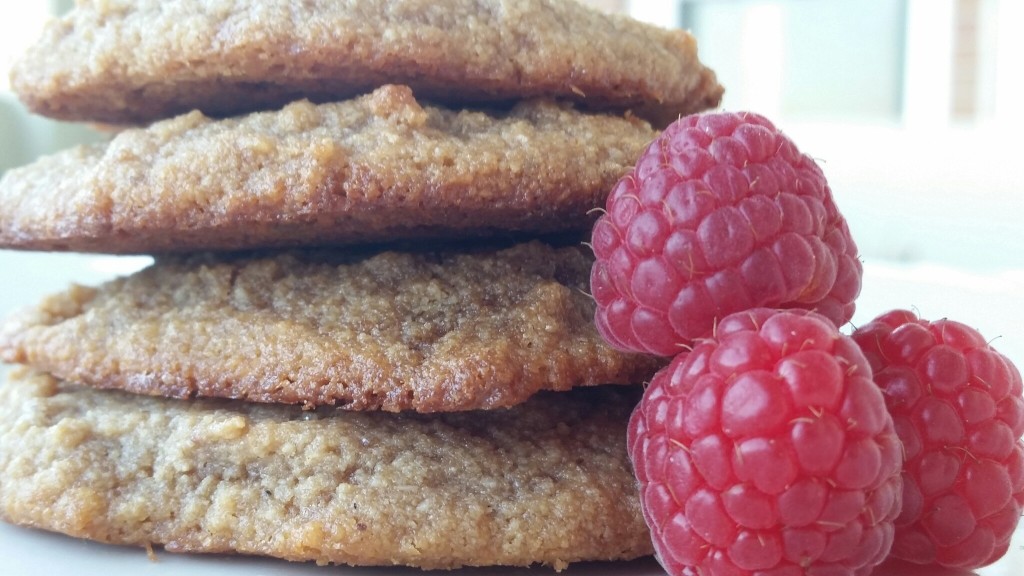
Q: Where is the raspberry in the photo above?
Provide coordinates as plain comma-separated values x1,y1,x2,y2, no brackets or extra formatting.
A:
590,111,862,356
629,308,902,576
852,309,1024,569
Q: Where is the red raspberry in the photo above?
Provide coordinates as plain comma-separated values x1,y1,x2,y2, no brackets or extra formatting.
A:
852,309,1024,569
591,111,862,356
629,308,902,576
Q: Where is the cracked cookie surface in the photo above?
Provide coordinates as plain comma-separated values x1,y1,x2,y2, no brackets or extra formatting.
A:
0,85,657,254
0,368,652,569
0,241,661,412
10,0,722,126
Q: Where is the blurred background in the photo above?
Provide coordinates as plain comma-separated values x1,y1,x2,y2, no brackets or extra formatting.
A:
1,0,1022,365
1,0,155,326
594,0,1024,380
0,1,1022,574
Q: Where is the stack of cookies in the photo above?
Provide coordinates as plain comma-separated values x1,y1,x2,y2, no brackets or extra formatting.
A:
0,0,722,570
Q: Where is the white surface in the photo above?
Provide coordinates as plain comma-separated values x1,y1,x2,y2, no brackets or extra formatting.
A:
0,522,664,575
0,506,1020,576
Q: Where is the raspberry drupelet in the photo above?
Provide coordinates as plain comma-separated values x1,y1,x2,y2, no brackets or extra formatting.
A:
629,308,903,576
853,309,1024,569
591,111,862,356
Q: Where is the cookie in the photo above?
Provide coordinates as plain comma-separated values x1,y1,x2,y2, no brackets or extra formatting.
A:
0,241,661,412
10,0,722,127
0,85,656,254
0,367,652,569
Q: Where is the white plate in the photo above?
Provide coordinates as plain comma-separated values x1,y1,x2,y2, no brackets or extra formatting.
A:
0,522,665,575
1,521,1021,576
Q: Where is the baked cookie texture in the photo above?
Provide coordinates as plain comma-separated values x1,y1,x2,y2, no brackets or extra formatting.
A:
10,0,723,127
0,368,653,569
0,85,657,254
0,241,661,412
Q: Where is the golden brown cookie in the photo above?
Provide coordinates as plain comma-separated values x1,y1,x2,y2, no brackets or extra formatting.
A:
0,85,656,254
0,241,661,412
10,0,722,127
0,367,652,569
